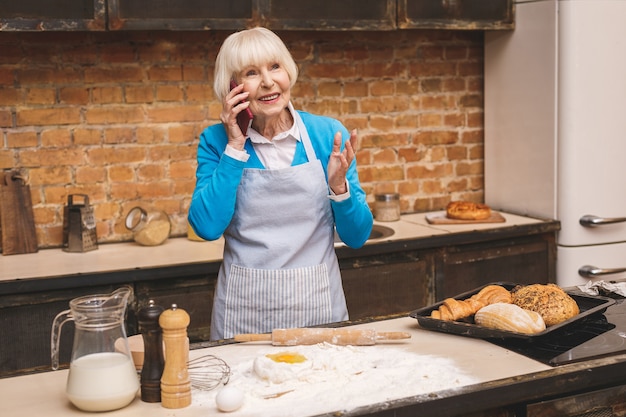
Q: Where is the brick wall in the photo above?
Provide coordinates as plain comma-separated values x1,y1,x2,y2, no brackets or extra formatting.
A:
0,29,484,248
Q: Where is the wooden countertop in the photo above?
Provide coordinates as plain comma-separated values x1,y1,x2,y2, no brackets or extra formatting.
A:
0,211,555,287
0,317,551,417
2,315,625,417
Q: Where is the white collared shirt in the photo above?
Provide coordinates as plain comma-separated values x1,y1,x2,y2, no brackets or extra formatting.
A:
247,102,300,170
223,102,349,200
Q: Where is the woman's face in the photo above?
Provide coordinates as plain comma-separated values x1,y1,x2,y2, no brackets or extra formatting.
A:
238,62,291,120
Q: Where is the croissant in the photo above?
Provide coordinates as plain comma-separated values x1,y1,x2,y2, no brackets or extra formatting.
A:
475,302,546,334
430,297,486,321
470,284,512,305
429,284,511,321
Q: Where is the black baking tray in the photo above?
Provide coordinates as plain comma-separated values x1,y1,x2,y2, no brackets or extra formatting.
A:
409,282,616,340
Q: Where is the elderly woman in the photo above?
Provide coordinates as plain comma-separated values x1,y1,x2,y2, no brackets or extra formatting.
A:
189,27,373,340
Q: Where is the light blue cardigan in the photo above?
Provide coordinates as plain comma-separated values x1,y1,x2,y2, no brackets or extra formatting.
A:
188,111,373,248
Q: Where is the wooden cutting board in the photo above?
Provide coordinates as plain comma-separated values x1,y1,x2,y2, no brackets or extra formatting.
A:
425,211,506,225
0,171,38,255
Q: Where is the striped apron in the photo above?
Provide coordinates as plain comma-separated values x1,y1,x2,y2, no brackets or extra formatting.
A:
210,111,348,340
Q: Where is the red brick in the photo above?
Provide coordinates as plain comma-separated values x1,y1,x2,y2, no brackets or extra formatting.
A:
21,148,85,167
0,87,21,105
407,163,453,179
170,161,196,179
0,150,16,169
168,124,200,144
0,111,13,128
104,127,135,144
74,128,103,145
146,105,204,123
84,67,144,83
85,107,144,124
25,88,56,105
137,126,166,144
17,107,81,126
41,129,71,147
108,165,135,182
59,87,89,105
126,85,154,104
137,164,165,181
76,166,106,184
92,86,124,104
186,84,214,102
87,147,146,165
156,85,184,102
28,166,72,186
7,130,38,148
148,66,183,82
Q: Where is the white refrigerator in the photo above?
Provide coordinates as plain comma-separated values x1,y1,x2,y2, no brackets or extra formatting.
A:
485,0,626,287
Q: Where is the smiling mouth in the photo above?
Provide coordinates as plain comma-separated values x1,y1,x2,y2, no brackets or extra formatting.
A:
259,93,279,102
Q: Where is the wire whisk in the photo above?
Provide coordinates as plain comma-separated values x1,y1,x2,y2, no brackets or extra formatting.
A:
188,354,231,391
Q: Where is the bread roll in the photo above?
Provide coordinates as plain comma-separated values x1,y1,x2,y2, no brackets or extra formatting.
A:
446,201,492,220
475,303,546,334
511,283,579,326
470,284,512,305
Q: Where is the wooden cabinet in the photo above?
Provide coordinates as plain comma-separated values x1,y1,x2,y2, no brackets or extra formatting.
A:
438,234,556,299
0,0,105,31
0,0,512,31
341,250,435,320
398,0,514,30
107,0,254,31
526,384,626,417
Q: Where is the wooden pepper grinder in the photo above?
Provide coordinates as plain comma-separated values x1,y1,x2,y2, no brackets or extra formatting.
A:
159,304,191,409
138,300,165,403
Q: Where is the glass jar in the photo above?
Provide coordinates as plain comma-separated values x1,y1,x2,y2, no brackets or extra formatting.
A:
374,193,400,222
125,207,171,246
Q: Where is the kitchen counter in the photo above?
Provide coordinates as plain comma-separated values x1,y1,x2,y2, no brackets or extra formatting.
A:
0,210,562,380
0,211,555,292
2,315,626,417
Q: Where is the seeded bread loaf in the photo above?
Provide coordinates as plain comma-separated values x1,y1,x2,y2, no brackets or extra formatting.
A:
511,283,579,326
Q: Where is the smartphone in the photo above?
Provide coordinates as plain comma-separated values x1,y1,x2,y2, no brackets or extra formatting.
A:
230,79,254,136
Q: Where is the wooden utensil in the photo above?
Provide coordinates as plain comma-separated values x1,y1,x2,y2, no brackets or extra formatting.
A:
0,170,38,255
234,328,411,346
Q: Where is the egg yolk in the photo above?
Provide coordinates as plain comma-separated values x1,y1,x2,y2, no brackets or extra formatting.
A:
266,352,307,364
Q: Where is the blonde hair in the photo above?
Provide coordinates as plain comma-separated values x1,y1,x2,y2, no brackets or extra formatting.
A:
213,27,299,101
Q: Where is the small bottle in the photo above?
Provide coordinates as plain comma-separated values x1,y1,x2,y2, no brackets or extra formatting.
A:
125,207,171,246
138,300,165,403
374,193,401,222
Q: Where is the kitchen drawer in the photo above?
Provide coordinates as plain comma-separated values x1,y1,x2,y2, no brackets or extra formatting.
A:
340,250,435,319
527,384,626,417
437,234,557,300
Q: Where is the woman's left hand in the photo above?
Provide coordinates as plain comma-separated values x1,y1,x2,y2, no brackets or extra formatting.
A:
327,129,358,195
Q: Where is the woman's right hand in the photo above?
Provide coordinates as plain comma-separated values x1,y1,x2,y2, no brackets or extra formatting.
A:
221,82,251,151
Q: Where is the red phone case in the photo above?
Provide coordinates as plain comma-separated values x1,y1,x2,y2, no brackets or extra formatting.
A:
230,80,254,135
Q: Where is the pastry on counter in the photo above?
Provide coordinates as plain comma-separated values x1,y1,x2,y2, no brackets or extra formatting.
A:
446,201,492,220
430,284,511,321
511,283,580,326
475,303,546,334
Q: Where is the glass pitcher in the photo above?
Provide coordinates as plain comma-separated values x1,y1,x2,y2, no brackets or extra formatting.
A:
51,286,139,412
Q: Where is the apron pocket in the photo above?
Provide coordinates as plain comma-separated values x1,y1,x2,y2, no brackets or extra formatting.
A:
224,263,332,337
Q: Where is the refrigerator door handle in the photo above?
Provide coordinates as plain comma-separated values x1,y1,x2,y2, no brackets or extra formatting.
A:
579,215,626,227
579,265,626,278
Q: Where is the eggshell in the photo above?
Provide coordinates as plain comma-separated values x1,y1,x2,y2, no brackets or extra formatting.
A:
216,386,244,412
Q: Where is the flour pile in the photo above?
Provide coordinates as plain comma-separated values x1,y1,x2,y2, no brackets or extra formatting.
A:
193,343,478,416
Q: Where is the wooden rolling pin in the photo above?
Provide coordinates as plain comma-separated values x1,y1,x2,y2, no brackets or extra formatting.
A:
234,328,411,346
